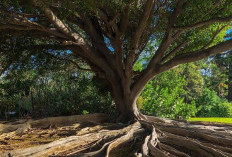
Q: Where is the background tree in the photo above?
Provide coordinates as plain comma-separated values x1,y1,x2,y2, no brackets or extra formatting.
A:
0,49,113,119
229,52,232,101
214,51,232,101
202,51,232,101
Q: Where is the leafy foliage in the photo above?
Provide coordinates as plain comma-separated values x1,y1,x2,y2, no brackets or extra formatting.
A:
0,63,114,119
196,88,232,117
139,61,232,119
140,64,198,119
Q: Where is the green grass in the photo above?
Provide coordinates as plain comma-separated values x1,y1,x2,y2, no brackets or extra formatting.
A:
188,118,232,124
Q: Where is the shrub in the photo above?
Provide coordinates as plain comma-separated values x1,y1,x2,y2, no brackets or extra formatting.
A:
196,88,232,117
141,79,197,119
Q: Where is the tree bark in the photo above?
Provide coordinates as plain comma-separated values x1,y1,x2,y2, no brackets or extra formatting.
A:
112,88,138,122
110,76,145,123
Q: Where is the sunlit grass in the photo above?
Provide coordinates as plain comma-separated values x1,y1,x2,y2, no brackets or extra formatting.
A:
188,118,232,124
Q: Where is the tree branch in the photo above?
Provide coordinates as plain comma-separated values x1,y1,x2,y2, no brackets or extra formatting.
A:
145,0,185,71
175,17,232,30
202,25,227,49
125,0,155,75
169,0,186,28
0,17,70,40
72,12,115,65
131,39,232,101
43,51,95,72
131,0,155,46
120,2,131,33
161,41,190,62
89,7,125,77
161,39,232,72
27,1,114,75
32,0,85,44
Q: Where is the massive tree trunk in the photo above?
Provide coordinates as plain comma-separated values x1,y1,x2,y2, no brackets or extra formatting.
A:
109,73,149,123
111,79,141,123
113,93,141,123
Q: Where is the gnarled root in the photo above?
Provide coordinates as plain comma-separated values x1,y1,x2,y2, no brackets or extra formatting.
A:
136,115,232,157
0,113,108,137
1,114,232,157
79,122,144,157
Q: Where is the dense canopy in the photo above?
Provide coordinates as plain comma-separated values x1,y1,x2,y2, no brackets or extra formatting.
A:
0,0,232,121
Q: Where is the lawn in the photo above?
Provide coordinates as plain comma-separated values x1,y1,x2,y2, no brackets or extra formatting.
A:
188,118,232,124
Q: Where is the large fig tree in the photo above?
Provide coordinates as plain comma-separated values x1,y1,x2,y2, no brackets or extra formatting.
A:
1,1,232,156
1,0,232,122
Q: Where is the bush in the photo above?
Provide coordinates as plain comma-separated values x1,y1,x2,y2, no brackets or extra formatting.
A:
216,102,232,117
196,88,232,117
140,72,197,119
0,70,114,120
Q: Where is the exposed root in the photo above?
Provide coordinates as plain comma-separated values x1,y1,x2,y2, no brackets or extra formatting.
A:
136,126,167,157
140,134,150,156
158,143,190,157
155,123,232,147
106,122,144,156
136,115,232,157
0,113,108,136
79,122,144,157
160,133,229,157
1,114,232,157
0,123,130,157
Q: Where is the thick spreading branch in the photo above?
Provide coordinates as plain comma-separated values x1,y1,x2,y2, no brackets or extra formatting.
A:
175,17,232,31
73,13,115,68
125,0,155,72
26,0,114,75
131,0,186,99
43,51,94,72
202,25,227,49
32,0,85,44
132,39,232,101
146,0,185,70
0,19,70,40
120,2,131,33
160,39,232,72
162,41,190,62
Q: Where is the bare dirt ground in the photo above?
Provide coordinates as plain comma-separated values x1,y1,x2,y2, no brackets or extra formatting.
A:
0,114,232,157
